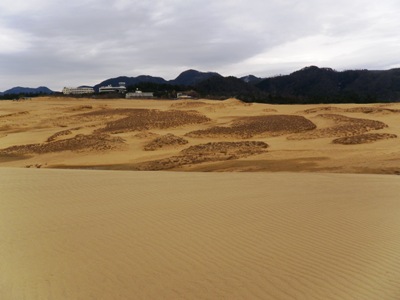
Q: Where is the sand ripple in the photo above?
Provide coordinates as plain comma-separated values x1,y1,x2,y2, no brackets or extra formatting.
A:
1,169,400,299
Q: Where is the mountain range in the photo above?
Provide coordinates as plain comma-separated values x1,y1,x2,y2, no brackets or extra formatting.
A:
92,69,223,92
2,67,400,103
0,86,53,95
256,66,400,103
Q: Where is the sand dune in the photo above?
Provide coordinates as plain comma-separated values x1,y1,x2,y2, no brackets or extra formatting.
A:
1,97,399,174
1,168,400,299
288,114,388,140
1,98,400,299
1,133,126,155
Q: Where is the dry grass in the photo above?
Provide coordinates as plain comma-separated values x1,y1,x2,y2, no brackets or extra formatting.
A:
77,108,137,117
187,115,316,139
0,111,30,118
49,108,210,131
301,107,343,114
0,111,30,133
1,97,400,174
133,131,160,139
97,109,210,134
181,141,268,156
289,114,388,140
144,134,188,151
69,105,93,112
332,133,397,145
46,129,73,142
0,125,13,131
344,107,400,114
0,133,125,154
51,109,129,127
263,108,278,113
134,141,268,170
301,106,400,114
170,101,208,108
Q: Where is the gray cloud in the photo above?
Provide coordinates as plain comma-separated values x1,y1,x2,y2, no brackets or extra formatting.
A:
1,0,400,91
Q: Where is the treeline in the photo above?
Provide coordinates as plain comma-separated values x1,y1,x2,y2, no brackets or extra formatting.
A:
126,82,191,98
0,93,46,100
254,66,400,104
3,66,400,103
128,67,400,104
183,66,400,104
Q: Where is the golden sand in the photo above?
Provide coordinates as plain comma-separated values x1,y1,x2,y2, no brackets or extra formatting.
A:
1,168,400,299
0,97,399,174
1,97,400,299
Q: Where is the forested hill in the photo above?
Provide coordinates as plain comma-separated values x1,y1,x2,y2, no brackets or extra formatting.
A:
93,70,220,92
112,67,400,103
1,86,53,95
2,66,400,103
255,66,400,103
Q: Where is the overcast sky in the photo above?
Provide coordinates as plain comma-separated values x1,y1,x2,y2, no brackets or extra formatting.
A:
1,0,400,91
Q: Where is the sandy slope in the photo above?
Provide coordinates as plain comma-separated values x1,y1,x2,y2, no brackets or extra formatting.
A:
0,97,399,174
1,97,400,299
1,168,400,299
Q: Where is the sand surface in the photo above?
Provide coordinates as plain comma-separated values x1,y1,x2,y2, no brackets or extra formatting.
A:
1,168,400,299
1,97,400,299
0,97,399,174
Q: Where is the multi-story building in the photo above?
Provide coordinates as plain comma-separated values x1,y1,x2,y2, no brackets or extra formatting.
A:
62,87,94,95
99,82,127,93
126,89,154,99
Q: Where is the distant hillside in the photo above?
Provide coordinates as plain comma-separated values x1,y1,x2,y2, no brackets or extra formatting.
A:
5,66,398,103
240,75,263,85
194,75,266,102
170,69,222,86
2,86,53,95
89,67,400,103
93,70,222,92
93,76,167,92
256,66,400,103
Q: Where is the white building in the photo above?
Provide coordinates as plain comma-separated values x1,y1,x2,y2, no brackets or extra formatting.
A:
126,89,154,99
99,82,127,93
177,92,192,99
63,87,94,95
